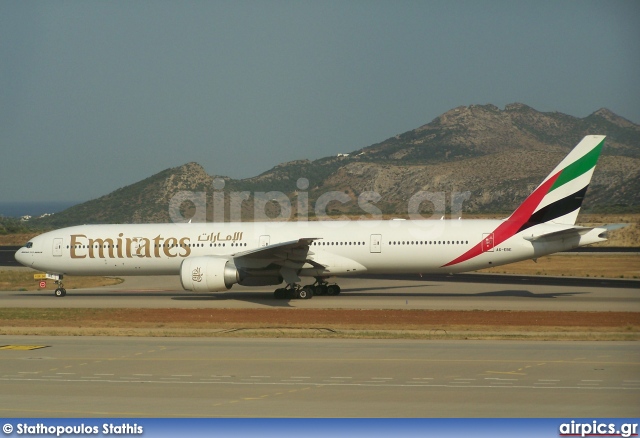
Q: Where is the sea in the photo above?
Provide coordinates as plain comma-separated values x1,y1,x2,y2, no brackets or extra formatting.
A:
0,201,79,218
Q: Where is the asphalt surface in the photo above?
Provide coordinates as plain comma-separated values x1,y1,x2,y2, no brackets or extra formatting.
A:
0,336,638,417
0,246,21,267
2,256,638,418
2,270,638,311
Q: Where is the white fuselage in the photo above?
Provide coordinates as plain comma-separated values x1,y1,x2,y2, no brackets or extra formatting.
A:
15,219,605,279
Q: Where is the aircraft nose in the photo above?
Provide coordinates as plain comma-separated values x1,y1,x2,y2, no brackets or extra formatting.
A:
14,246,32,267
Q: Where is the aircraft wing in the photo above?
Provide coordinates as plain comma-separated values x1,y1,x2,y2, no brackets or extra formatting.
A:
232,238,325,267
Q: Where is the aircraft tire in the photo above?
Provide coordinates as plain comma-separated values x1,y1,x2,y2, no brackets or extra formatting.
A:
54,288,66,297
327,285,339,296
299,286,314,299
315,285,327,296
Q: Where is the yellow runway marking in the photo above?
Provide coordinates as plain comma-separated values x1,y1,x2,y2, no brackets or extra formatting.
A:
485,361,547,376
0,345,48,350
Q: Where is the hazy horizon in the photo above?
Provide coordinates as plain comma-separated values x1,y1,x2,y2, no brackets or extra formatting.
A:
0,201,79,218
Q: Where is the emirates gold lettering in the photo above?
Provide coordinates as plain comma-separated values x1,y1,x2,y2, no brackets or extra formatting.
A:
117,233,124,258
164,237,178,258
136,238,151,258
179,237,191,257
70,234,87,259
125,237,134,258
88,238,115,258
153,235,163,258
69,233,198,259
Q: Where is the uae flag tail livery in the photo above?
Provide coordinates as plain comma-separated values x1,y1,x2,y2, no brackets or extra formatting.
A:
443,135,606,268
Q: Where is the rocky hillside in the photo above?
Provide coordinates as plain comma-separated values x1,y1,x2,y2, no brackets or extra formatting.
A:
34,103,640,226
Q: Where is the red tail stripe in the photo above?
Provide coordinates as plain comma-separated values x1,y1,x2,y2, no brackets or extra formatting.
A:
442,171,561,267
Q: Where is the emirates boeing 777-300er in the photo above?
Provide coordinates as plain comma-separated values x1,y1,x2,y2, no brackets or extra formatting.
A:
16,135,611,299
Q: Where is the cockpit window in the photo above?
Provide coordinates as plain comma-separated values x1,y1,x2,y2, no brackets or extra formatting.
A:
25,242,33,249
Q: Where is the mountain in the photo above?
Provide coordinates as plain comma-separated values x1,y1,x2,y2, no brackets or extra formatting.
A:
34,103,640,227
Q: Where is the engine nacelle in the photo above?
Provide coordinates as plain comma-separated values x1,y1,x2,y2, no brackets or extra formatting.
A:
180,256,239,292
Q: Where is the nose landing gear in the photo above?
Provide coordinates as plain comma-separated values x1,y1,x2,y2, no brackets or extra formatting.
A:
53,277,66,297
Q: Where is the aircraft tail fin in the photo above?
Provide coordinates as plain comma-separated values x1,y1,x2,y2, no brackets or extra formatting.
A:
507,135,605,232
442,135,605,268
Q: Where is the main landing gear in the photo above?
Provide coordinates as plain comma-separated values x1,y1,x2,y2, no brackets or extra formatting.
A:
53,277,66,297
273,278,341,300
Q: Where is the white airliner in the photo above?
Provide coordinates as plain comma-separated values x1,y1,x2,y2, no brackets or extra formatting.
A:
16,135,610,299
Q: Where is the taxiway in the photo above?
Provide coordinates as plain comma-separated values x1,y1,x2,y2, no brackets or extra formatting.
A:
1,271,638,417
2,271,638,312
0,336,638,417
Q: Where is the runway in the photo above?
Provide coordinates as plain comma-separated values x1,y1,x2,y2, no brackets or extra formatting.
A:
0,336,638,417
2,271,638,417
2,271,639,312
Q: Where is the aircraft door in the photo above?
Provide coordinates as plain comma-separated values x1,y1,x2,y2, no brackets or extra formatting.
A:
370,234,381,253
259,235,270,247
482,233,494,252
53,238,63,257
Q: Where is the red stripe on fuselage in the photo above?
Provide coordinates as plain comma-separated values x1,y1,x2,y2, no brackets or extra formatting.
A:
442,171,561,267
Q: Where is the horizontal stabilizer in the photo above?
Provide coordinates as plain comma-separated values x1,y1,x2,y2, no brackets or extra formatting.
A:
522,227,594,242
599,223,628,232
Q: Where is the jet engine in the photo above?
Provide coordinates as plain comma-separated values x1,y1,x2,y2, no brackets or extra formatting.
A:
180,256,239,292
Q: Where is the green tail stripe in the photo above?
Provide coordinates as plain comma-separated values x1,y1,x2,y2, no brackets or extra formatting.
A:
550,138,604,192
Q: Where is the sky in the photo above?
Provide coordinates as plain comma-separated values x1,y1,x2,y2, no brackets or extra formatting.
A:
1,1,639,203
